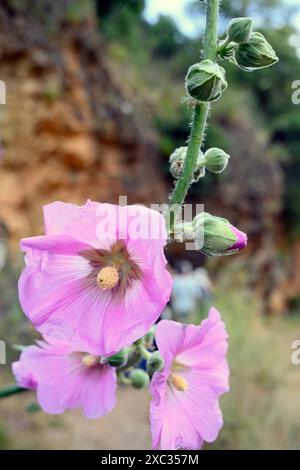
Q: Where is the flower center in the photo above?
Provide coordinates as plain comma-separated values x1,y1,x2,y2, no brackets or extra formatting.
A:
80,240,142,293
97,266,120,290
81,354,101,367
170,372,188,391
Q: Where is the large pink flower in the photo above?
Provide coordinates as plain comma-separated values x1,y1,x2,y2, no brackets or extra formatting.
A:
18,201,172,356
150,308,229,450
12,336,116,419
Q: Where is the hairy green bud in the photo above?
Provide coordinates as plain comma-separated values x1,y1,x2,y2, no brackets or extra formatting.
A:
204,148,230,174
107,348,129,368
235,32,278,71
192,212,247,256
227,17,252,44
185,60,227,102
169,146,187,179
147,351,164,378
218,43,236,60
170,146,205,182
130,369,150,389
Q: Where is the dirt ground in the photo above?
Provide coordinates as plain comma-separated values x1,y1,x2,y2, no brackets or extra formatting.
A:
0,387,152,450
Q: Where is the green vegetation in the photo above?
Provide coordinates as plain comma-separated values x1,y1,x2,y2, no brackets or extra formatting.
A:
0,426,9,449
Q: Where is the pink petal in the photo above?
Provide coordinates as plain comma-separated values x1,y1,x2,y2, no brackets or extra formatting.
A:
18,243,93,330
20,202,172,355
150,375,204,450
125,204,168,245
43,201,114,250
81,366,117,419
13,340,117,419
12,360,37,390
155,308,228,369
21,235,90,255
43,202,168,249
175,308,229,369
150,309,229,450
173,366,227,443
154,320,186,358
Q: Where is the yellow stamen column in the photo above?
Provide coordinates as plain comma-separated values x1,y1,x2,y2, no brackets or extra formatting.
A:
170,373,188,392
97,266,119,290
82,354,101,368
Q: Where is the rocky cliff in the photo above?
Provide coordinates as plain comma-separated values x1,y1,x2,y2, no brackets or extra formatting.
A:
0,2,167,249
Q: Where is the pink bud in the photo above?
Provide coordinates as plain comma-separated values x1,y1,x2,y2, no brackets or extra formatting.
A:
229,225,247,251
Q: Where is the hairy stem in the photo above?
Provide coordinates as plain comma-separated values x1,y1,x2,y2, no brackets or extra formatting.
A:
204,0,219,61
166,0,220,234
138,344,152,361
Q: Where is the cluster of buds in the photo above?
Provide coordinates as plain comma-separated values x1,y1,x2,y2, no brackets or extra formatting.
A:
170,16,278,258
218,17,278,71
170,146,230,181
107,329,164,389
169,141,247,257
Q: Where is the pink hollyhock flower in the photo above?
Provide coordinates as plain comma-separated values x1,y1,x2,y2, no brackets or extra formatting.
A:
150,308,229,450
12,336,116,419
18,201,172,356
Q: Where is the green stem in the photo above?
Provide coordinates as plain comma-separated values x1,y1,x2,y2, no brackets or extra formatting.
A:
217,36,231,53
0,384,27,399
138,344,152,361
204,0,219,61
118,372,131,385
166,0,220,234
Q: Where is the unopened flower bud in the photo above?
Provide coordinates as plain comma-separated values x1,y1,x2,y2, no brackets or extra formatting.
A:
170,147,205,182
218,43,236,60
235,32,278,71
185,60,227,102
107,348,128,368
193,212,247,256
204,148,230,174
193,152,205,182
169,147,187,179
130,369,150,389
227,17,252,44
147,351,164,378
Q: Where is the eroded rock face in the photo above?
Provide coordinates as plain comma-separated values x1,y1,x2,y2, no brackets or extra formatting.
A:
0,3,167,249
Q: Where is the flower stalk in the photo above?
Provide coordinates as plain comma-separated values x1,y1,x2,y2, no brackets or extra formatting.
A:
0,384,27,398
166,0,220,234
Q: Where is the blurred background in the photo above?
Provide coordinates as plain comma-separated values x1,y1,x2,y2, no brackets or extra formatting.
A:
0,0,300,450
